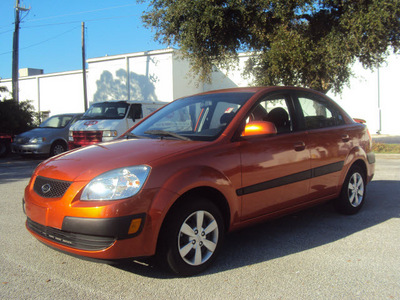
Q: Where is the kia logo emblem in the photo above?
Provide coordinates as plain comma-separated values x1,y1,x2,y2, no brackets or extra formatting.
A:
41,184,51,194
84,121,98,126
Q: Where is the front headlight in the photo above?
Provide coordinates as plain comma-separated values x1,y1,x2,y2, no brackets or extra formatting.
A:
81,165,151,201
29,137,46,144
102,130,118,137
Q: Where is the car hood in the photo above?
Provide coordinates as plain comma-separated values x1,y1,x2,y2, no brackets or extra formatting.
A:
35,138,208,182
17,127,62,138
70,119,123,131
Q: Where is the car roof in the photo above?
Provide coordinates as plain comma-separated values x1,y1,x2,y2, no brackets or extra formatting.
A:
51,113,83,117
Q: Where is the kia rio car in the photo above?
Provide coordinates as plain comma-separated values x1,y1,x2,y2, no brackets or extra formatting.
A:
24,87,375,276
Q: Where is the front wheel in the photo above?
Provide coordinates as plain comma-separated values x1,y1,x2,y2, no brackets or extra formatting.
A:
50,141,67,157
334,165,366,215
158,198,225,276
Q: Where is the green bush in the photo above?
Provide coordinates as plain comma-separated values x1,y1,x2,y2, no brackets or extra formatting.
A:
0,99,37,135
372,142,400,154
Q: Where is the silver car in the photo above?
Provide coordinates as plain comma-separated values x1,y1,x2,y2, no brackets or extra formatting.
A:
12,113,82,157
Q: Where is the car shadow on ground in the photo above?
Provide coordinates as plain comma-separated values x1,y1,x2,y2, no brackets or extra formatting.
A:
0,155,45,184
113,179,400,278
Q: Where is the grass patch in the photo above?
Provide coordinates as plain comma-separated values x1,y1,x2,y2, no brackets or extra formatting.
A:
372,142,400,154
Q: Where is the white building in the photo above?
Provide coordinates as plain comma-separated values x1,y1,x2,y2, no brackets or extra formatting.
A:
1,48,399,134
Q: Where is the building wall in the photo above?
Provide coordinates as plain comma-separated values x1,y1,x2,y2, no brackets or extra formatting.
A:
328,54,400,135
172,53,204,99
207,53,255,90
87,49,178,104
0,70,85,115
1,48,399,134
38,72,85,115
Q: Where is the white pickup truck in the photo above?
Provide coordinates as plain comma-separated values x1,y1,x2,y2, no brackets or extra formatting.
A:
68,100,165,149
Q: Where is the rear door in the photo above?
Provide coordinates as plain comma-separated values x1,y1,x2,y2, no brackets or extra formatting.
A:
295,91,350,199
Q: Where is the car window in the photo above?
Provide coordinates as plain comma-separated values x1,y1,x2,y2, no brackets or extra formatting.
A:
298,94,345,129
82,102,129,120
70,115,82,125
40,115,73,128
131,92,254,141
129,104,143,120
248,94,293,134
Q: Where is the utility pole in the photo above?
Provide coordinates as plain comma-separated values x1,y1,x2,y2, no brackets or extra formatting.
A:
377,67,382,134
12,0,30,102
81,22,88,111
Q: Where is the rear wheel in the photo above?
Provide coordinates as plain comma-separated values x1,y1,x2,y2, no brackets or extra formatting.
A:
334,165,366,215
158,197,225,276
50,141,66,157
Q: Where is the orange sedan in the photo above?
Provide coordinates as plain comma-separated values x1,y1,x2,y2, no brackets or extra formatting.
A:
24,87,375,276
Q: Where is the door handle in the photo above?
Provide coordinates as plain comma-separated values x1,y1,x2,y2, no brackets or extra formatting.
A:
294,141,306,151
342,134,350,142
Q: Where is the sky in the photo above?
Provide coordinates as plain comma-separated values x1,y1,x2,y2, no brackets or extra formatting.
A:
0,0,165,80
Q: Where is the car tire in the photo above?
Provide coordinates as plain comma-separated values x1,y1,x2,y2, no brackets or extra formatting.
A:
157,197,225,276
334,165,366,215
50,141,66,157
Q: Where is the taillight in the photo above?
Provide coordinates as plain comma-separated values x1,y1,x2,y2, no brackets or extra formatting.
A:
366,127,373,148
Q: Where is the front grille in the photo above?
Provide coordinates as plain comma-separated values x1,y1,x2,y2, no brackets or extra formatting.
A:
72,131,102,143
27,218,115,251
33,176,71,198
15,136,30,144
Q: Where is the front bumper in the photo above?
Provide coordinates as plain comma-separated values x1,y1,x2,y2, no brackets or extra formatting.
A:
23,172,165,259
26,213,145,251
12,143,51,155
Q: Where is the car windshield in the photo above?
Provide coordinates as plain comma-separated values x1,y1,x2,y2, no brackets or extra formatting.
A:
130,92,254,141
39,115,74,128
81,102,129,120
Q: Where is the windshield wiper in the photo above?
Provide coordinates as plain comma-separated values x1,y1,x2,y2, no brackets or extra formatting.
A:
144,130,191,141
125,133,141,139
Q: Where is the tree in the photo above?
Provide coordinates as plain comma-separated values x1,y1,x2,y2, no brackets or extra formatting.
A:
0,98,37,134
141,0,400,94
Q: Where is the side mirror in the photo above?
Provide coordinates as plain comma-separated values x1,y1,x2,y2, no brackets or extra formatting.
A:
129,104,143,121
241,121,277,138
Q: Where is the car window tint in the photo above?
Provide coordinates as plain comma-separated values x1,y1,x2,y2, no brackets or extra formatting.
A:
40,115,72,128
82,102,129,120
60,116,73,127
132,92,253,141
298,96,343,129
248,95,292,134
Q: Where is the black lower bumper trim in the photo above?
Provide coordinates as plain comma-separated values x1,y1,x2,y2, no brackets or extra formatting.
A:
27,218,115,251
62,213,146,239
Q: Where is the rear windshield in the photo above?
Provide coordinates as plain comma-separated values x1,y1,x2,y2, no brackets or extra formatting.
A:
81,102,129,120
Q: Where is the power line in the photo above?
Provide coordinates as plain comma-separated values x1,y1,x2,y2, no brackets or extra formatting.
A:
0,3,140,30
0,25,80,56
25,4,138,23
22,13,141,29
0,29,14,35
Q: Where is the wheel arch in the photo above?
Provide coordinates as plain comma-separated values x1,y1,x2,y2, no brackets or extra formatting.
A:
350,159,367,177
166,186,231,232
341,146,369,187
51,138,68,149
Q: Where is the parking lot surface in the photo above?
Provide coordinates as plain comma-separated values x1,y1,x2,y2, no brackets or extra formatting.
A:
0,154,399,299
